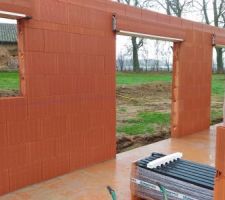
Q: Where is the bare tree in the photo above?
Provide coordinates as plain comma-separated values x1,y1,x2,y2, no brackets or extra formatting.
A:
168,0,193,17
200,0,225,73
154,40,160,71
117,0,144,71
141,42,150,71
131,37,144,71
201,0,210,24
160,43,173,72
144,0,193,17
117,51,126,71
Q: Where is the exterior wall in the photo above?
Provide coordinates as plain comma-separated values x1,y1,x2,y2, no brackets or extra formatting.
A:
0,0,224,195
0,0,33,17
214,126,225,200
172,31,212,136
0,0,116,195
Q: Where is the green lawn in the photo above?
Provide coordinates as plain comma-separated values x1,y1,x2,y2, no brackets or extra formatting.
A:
117,72,225,97
117,72,172,86
117,112,170,135
211,75,225,124
0,71,19,91
212,74,225,97
117,72,225,136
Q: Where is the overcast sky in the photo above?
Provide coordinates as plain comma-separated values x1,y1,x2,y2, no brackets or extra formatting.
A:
0,18,16,24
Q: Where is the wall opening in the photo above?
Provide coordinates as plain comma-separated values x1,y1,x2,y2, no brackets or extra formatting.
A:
0,18,20,98
211,46,225,125
116,33,174,153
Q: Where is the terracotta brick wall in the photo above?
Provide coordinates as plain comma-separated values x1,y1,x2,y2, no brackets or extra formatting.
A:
214,126,225,199
0,0,33,17
172,30,212,136
0,0,224,195
0,0,116,195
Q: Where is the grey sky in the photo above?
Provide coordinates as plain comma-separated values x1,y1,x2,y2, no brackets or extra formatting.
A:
0,18,16,23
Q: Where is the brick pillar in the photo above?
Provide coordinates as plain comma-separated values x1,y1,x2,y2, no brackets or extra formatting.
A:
214,126,225,199
171,30,212,137
171,42,181,137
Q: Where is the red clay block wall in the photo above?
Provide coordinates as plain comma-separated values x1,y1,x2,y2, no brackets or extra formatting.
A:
0,0,224,195
0,0,33,17
214,126,225,200
215,126,225,174
172,30,212,136
0,0,116,195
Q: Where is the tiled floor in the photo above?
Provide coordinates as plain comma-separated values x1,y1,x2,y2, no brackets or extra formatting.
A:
0,126,218,200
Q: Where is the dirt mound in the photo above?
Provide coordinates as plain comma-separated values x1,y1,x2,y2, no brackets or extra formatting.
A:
211,117,223,125
0,48,10,70
117,130,170,153
116,82,223,152
116,83,172,152
0,90,19,97
116,83,172,127
116,83,171,112
117,83,171,102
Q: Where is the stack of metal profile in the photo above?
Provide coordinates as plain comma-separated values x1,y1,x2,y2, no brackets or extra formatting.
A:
131,153,216,200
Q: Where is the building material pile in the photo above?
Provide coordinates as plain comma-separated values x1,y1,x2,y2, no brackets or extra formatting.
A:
131,153,216,200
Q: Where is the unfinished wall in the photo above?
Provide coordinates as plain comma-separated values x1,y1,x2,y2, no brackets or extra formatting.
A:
0,0,33,17
0,0,225,195
172,31,212,136
214,126,225,200
115,7,215,137
0,0,116,195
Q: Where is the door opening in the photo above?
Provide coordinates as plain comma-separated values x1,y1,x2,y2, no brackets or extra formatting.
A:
211,46,225,125
116,33,175,153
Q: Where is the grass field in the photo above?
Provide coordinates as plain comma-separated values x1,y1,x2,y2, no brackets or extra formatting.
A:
0,71,19,91
117,112,170,135
212,74,225,97
117,72,172,86
116,72,225,136
117,72,225,97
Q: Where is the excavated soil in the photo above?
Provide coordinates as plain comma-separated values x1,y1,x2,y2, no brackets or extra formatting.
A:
116,83,171,153
116,83,223,153
117,130,170,153
0,90,19,97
